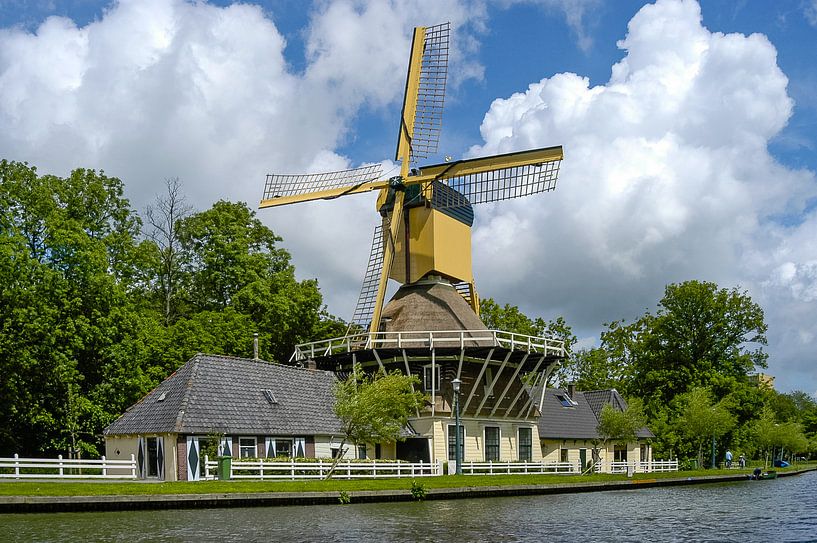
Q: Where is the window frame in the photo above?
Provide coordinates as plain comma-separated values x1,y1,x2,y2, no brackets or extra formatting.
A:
518,427,532,462
447,424,466,461
484,426,500,462
423,364,441,393
238,436,257,459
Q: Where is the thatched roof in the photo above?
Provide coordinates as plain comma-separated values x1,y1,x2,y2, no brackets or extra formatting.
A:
380,279,486,333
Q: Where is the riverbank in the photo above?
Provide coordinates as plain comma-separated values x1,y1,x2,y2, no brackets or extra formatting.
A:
2,466,814,513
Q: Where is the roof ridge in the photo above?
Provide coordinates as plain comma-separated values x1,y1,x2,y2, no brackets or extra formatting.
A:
173,356,199,432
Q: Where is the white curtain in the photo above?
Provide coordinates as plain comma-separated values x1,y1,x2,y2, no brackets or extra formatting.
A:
294,438,305,458
265,437,275,458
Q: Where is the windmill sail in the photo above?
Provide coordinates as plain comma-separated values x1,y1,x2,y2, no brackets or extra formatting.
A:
409,22,449,162
350,221,388,331
261,164,384,207
418,145,563,208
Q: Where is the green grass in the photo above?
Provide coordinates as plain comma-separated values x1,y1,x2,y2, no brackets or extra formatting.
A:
1,463,813,497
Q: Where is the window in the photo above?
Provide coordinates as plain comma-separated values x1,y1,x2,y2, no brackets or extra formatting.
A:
560,448,569,463
484,426,500,461
614,445,627,462
358,444,367,459
518,428,532,462
448,425,465,461
146,437,159,477
423,364,441,392
239,437,257,458
273,439,292,458
556,393,578,408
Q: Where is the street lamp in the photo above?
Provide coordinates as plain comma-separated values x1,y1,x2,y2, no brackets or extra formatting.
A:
452,378,462,475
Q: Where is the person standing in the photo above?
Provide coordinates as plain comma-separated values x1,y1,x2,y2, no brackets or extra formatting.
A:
725,449,733,468
739,454,746,468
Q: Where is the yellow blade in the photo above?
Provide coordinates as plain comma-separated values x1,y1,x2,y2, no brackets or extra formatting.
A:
259,164,388,208
368,191,405,336
410,145,564,206
395,23,449,164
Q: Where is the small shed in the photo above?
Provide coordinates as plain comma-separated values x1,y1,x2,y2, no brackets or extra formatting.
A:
104,353,342,481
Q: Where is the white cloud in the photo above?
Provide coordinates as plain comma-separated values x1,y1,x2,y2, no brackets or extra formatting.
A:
467,0,817,392
806,0,817,27
500,0,602,51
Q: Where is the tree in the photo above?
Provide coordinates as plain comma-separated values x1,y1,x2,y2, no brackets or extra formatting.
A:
559,347,627,391
144,177,192,325
607,281,767,410
676,387,735,468
329,365,426,478
594,398,647,471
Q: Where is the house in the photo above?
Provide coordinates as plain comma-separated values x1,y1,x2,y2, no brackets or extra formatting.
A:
104,353,343,481
536,384,654,473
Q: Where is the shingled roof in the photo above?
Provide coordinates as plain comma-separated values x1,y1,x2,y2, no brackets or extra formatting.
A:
534,387,654,440
104,354,343,436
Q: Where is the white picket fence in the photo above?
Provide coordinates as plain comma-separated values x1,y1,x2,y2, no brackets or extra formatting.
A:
606,460,679,474
204,456,442,480
0,454,137,480
458,460,579,475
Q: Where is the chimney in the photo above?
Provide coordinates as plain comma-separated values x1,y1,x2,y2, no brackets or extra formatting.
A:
253,333,259,360
306,359,317,371
567,382,576,398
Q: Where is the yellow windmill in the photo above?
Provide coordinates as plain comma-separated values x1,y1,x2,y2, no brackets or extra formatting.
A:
260,23,563,335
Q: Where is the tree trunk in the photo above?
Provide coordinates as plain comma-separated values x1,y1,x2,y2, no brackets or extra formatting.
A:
323,438,348,480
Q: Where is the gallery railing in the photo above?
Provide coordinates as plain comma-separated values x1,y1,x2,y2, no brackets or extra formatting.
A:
291,329,565,362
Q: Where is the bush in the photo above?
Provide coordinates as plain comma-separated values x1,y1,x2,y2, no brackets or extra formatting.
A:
410,479,427,501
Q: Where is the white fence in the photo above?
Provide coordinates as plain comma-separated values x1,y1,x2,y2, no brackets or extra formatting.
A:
458,461,579,475
606,460,679,474
204,456,442,480
0,454,137,480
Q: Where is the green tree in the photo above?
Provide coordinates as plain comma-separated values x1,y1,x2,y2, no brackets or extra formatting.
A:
608,281,767,410
676,387,735,468
594,398,647,470
330,365,426,478
0,160,152,456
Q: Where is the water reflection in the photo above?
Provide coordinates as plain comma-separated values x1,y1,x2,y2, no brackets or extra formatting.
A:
3,471,815,542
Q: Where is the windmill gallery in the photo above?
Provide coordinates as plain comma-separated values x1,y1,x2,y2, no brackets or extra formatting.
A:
104,23,655,481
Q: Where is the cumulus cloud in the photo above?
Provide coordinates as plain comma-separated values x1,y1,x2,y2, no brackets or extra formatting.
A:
467,0,817,391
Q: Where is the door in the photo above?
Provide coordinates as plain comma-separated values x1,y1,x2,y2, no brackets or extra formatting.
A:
579,448,587,471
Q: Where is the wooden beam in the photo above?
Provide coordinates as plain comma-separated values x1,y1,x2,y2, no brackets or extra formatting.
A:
503,354,546,418
490,353,529,417
474,350,512,417
461,348,494,415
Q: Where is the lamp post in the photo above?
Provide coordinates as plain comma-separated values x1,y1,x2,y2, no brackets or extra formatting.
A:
452,378,462,475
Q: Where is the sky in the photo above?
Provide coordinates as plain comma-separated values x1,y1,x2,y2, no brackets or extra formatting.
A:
1,0,816,395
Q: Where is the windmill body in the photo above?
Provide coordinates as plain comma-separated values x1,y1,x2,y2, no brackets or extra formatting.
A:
260,24,567,465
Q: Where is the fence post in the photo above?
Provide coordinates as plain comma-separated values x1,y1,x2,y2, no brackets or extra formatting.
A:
102,455,107,477
58,454,64,477
291,458,295,481
131,454,137,479
14,453,19,479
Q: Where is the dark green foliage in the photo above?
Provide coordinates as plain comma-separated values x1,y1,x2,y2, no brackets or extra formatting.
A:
0,160,344,456
409,479,427,501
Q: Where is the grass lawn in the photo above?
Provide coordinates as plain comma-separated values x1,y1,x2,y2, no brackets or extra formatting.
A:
1,463,813,497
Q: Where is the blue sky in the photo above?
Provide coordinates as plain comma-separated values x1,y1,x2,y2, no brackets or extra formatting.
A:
1,0,816,395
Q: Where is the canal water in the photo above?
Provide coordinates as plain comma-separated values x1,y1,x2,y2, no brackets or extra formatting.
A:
2,471,816,542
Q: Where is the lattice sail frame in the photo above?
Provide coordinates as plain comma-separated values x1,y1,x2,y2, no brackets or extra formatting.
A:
350,221,387,331
432,160,561,208
263,164,383,201
409,22,449,162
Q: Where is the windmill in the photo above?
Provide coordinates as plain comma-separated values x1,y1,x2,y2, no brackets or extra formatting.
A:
260,23,563,336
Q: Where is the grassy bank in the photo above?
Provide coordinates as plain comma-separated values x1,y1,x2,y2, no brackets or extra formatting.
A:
1,463,813,497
